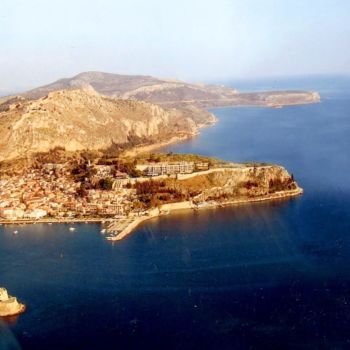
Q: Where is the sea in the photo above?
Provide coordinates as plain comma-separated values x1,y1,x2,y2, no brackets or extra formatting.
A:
1,75,350,350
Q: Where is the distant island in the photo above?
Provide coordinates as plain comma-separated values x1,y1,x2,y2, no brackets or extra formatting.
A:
0,71,314,239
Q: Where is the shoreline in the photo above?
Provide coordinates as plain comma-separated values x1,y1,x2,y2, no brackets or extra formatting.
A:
120,98,320,158
106,187,303,242
0,189,303,239
0,218,112,225
122,117,218,158
121,134,196,158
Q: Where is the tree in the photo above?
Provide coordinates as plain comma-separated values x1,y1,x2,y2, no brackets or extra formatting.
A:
98,177,114,190
76,185,88,197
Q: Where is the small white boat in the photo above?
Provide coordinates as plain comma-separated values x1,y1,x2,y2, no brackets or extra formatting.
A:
13,230,18,235
100,229,107,234
69,227,76,232
48,223,53,225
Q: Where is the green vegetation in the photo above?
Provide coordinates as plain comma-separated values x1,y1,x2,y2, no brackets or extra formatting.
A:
100,134,152,159
268,177,296,192
134,179,186,208
131,152,225,166
71,162,97,182
243,162,274,167
97,177,114,190
116,161,142,178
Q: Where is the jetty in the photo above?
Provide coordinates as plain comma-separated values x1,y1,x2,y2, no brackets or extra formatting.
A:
105,188,303,242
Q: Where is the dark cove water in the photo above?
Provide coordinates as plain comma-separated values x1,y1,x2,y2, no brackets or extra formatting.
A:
1,76,350,349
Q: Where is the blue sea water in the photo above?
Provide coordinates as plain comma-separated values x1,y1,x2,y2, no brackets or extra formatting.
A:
1,76,350,349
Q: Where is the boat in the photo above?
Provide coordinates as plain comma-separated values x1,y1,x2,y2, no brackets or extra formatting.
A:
69,227,76,232
13,230,18,235
0,288,26,317
48,223,53,225
100,229,107,234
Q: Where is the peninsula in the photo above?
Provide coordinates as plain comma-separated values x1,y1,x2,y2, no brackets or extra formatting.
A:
0,151,302,241
0,71,312,240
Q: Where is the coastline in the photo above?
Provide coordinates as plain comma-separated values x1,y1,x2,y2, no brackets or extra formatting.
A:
0,187,303,239
106,187,303,242
121,134,196,158
120,97,320,158
0,218,112,225
121,117,217,158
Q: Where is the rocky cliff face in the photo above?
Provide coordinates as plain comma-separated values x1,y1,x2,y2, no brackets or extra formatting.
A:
0,88,215,161
172,165,300,201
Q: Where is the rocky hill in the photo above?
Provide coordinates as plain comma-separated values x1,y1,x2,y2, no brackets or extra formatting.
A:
0,71,320,162
23,71,240,106
22,71,320,108
0,88,215,161
173,165,301,202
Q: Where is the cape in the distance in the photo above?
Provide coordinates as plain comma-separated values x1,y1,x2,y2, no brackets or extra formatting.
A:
0,71,320,162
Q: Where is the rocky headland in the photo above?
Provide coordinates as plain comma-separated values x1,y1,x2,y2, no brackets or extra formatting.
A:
0,71,320,162
106,161,303,241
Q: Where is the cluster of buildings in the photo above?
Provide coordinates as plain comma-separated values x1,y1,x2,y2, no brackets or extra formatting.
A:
0,164,130,220
0,159,211,221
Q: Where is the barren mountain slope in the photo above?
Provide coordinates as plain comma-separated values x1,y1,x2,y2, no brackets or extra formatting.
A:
23,71,319,108
0,88,215,161
23,71,239,105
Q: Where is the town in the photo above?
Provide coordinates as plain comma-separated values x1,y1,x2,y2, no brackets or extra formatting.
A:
0,158,210,221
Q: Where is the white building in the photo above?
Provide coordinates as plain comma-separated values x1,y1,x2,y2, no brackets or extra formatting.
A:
24,208,47,219
137,162,194,176
0,208,25,220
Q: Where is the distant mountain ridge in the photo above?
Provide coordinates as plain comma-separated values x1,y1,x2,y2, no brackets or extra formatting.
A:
23,71,240,105
23,71,320,108
0,71,320,162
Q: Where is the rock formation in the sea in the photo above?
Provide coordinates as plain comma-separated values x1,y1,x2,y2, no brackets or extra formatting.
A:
0,288,26,317
0,88,215,161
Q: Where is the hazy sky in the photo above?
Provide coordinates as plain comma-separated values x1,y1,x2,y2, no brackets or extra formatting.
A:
1,0,350,91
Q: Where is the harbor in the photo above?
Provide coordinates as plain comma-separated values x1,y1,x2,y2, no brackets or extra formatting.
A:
104,187,303,242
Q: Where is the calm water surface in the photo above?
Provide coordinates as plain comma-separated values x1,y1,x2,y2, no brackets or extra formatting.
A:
1,78,350,349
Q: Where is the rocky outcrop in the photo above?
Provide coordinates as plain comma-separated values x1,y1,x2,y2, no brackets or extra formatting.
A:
107,164,302,241
0,88,215,161
0,288,25,317
169,165,301,202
